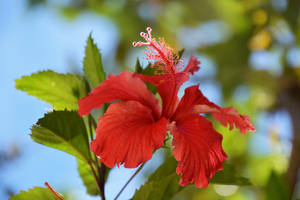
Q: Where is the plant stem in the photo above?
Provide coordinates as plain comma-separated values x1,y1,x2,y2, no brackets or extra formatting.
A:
114,163,146,200
88,162,104,200
87,115,95,142
44,182,64,200
98,164,106,200
88,115,100,168
88,115,106,200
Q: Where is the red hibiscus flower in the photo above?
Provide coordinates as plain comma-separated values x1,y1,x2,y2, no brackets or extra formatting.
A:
78,28,255,188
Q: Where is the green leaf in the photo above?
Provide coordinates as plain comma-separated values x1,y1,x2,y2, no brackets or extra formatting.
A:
134,59,155,76
133,173,180,200
178,48,185,59
77,159,99,196
15,70,84,110
133,156,252,200
134,58,143,73
210,163,251,186
266,171,289,200
10,187,58,200
30,111,91,162
83,34,106,88
147,156,177,182
132,157,182,200
30,111,104,196
134,59,157,94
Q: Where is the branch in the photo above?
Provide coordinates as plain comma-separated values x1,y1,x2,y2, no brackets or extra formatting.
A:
98,163,106,200
279,78,300,197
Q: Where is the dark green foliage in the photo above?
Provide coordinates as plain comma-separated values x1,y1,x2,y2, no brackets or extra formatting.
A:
177,49,185,59
31,111,91,162
211,163,251,186
135,58,157,94
133,156,251,200
266,171,289,200
132,157,181,200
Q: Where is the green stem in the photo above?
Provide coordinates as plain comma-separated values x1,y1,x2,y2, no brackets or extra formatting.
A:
88,115,101,167
88,115,106,200
88,162,103,200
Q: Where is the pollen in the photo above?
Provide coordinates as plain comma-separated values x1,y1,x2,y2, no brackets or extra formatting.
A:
133,27,181,74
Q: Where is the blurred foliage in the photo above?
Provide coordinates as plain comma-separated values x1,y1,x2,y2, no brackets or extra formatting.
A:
25,0,300,199
265,171,289,200
0,144,20,199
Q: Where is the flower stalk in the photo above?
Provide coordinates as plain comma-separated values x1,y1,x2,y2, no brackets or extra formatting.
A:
44,182,64,200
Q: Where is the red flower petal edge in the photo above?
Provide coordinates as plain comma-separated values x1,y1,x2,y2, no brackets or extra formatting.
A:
171,114,227,188
174,85,256,133
78,71,161,119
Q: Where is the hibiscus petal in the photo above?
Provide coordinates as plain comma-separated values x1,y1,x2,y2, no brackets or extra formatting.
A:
78,71,161,119
133,57,200,119
135,72,188,118
183,56,201,75
91,101,168,168
172,114,227,188
174,85,255,133
212,107,256,133
173,85,218,118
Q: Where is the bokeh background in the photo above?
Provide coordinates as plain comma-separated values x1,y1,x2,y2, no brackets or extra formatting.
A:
1,0,300,199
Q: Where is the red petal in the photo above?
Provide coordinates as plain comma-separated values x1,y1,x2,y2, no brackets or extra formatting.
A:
91,101,168,168
174,85,255,133
212,107,256,133
183,56,201,75
78,72,161,119
172,114,227,188
133,57,200,119
135,72,188,118
173,85,218,119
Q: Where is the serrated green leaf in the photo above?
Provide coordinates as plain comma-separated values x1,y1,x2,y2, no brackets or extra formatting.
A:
15,70,84,110
77,159,99,196
31,111,91,162
83,34,106,88
132,157,182,200
10,187,58,200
